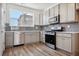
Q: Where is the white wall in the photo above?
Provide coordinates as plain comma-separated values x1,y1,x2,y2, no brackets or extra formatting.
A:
0,3,5,56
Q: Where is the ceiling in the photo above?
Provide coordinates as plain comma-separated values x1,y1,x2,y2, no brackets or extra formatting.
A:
21,3,55,10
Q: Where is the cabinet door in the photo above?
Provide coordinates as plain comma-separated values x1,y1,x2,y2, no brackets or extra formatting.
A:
5,32,14,47
56,36,71,52
34,12,40,25
43,10,49,25
39,13,43,25
64,37,71,52
35,32,39,42
60,3,68,23
49,7,55,17
31,32,39,42
24,32,39,44
24,32,31,44
19,32,24,44
56,37,64,49
54,5,59,16
67,3,75,22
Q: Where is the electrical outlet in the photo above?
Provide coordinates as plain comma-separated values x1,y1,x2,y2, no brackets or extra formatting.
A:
67,25,70,28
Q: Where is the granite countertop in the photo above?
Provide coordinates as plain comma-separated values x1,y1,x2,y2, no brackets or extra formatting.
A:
56,32,79,33
5,30,40,32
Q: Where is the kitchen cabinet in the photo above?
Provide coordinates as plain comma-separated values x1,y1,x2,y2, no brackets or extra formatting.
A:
60,3,68,23
64,37,71,52
56,37,64,50
19,32,24,44
60,3,79,23
49,7,55,17
49,4,59,17
34,12,40,25
67,3,75,22
75,3,79,22
5,32,14,48
24,32,31,44
24,31,40,44
56,33,72,52
54,5,59,16
39,13,43,25
5,32,25,47
56,32,79,55
43,10,49,25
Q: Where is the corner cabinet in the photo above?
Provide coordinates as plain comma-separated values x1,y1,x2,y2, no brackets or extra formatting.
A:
56,32,79,55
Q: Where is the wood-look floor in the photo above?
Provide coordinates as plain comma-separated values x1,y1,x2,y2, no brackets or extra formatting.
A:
3,43,71,56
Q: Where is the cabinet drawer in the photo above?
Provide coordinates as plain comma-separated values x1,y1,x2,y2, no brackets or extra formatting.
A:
56,33,72,37
64,37,71,52
64,34,72,37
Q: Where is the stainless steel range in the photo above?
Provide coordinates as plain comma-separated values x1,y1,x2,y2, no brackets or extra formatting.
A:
45,31,56,49
45,26,64,50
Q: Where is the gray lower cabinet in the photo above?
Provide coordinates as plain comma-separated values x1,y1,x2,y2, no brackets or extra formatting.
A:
56,36,71,52
24,32,40,44
5,31,40,47
56,32,79,55
19,32,25,44
5,32,14,48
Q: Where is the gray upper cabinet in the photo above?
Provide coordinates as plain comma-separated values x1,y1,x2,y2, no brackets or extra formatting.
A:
60,3,78,23
49,4,59,17
54,5,59,16
34,12,40,25
48,3,79,23
60,3,68,23
49,6,55,17
39,13,43,25
67,3,75,22
43,9,49,25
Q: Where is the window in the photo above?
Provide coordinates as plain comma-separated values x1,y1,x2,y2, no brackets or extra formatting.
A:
24,15,33,26
19,13,34,27
9,9,22,26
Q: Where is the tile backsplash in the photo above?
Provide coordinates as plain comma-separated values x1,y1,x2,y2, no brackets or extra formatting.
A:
5,22,79,32
43,23,79,32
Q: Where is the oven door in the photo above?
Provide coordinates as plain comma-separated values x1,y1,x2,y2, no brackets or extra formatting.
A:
45,34,56,45
45,34,56,49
